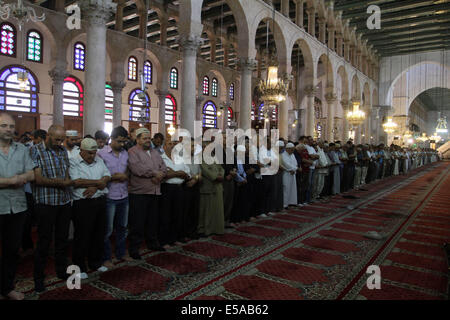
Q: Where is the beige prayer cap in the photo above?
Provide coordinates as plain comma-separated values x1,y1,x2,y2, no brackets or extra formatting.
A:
66,130,78,137
80,138,98,151
136,127,150,137
286,142,295,148
276,141,285,147
335,143,341,148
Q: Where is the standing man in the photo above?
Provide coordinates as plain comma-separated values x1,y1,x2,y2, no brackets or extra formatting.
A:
95,130,110,150
305,136,319,203
64,130,80,160
97,126,132,268
128,128,166,258
32,125,73,293
296,139,312,205
280,143,298,209
0,113,35,300
70,138,111,279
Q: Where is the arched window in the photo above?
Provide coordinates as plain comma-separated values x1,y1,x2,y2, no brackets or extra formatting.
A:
229,83,234,100
105,84,114,134
27,30,43,63
169,67,178,89
144,60,152,84
251,101,256,121
0,22,16,57
165,94,177,125
129,89,150,122
128,56,138,81
203,76,209,95
0,65,38,113
73,42,85,71
227,107,233,127
202,101,217,128
211,78,218,97
63,76,84,117
258,103,265,120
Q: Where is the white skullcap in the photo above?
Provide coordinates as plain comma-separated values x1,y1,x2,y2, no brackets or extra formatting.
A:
236,145,246,152
66,130,78,137
276,141,285,147
286,142,295,148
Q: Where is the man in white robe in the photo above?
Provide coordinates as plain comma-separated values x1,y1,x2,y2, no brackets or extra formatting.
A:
280,143,298,209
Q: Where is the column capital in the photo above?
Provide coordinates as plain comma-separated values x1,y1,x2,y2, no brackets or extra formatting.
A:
293,0,304,4
155,89,170,99
178,34,203,52
49,68,69,83
325,93,337,104
110,80,126,92
306,6,316,14
318,17,326,25
79,0,117,25
304,85,316,97
237,58,257,72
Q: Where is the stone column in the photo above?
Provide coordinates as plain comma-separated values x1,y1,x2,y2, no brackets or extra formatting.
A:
305,86,315,137
210,37,216,63
155,89,170,134
325,94,336,142
356,50,362,70
49,67,69,126
344,40,350,61
110,81,125,128
179,35,202,135
281,0,289,17
79,0,117,136
279,73,292,140
327,26,335,51
159,13,168,46
238,58,256,131
336,33,343,56
115,1,124,31
306,7,316,37
318,18,326,43
364,108,372,143
294,0,304,28
341,100,350,141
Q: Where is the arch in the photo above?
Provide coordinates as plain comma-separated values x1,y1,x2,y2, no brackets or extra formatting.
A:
0,65,39,113
73,42,86,71
351,73,361,101
165,94,177,125
202,100,217,128
288,38,315,89
211,77,218,97
317,53,334,90
128,56,138,81
63,75,84,117
202,75,210,96
337,65,349,101
363,82,371,107
0,22,17,57
26,29,43,63
128,88,150,122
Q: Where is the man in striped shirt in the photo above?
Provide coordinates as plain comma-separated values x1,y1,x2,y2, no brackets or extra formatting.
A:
31,125,73,293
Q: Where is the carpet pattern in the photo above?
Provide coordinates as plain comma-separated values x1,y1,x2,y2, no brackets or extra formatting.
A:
14,162,449,300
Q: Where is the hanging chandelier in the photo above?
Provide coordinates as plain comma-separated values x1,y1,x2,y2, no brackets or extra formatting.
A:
0,0,45,30
430,132,441,142
258,59,288,104
417,132,429,142
346,101,365,126
167,123,176,136
382,117,397,134
436,115,448,134
403,130,412,139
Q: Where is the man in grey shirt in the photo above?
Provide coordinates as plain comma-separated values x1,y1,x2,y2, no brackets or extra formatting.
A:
0,113,35,300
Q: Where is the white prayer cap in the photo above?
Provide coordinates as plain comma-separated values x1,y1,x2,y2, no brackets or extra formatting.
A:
335,143,341,148
286,142,295,148
236,145,246,152
66,130,78,137
80,138,98,151
276,141,285,147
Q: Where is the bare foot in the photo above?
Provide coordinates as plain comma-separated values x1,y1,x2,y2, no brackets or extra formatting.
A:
162,244,171,250
122,255,134,262
103,260,114,269
7,290,24,300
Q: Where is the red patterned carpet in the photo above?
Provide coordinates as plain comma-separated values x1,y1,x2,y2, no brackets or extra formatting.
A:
15,162,450,300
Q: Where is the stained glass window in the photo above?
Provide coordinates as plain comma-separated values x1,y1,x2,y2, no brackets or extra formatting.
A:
0,23,16,57
144,60,152,84
63,76,84,117
228,107,233,127
211,78,218,97
202,101,217,128
27,30,42,63
104,85,114,135
170,67,178,89
229,83,234,100
251,102,256,121
203,76,209,95
74,42,85,71
129,89,150,122
0,66,38,113
128,56,137,81
165,94,176,125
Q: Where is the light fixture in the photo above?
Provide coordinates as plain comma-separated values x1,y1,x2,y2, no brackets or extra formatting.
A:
382,117,397,134
167,123,176,136
417,132,429,142
346,101,365,126
430,132,441,142
403,130,412,139
0,0,45,30
17,70,28,91
435,114,448,134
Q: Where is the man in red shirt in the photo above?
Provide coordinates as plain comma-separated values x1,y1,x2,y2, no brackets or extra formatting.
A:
296,136,314,205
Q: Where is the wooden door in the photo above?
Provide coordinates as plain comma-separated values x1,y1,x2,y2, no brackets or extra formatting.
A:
64,116,83,135
11,113,38,136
